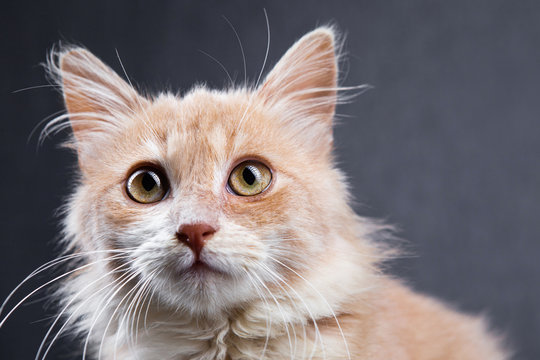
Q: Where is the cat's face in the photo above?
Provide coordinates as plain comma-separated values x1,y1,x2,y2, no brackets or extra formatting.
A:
54,28,366,316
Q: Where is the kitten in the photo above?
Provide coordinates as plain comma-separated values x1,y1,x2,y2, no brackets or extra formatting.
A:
11,27,508,359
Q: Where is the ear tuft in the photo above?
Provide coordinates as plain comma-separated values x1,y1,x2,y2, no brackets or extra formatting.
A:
46,45,145,140
257,27,341,156
43,45,148,172
258,27,338,117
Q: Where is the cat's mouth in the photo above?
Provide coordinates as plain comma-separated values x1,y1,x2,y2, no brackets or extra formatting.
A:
190,260,220,273
175,258,228,278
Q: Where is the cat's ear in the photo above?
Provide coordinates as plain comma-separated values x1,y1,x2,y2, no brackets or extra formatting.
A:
257,27,338,154
53,47,147,145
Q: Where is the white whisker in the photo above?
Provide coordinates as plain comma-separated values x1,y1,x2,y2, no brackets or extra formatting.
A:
254,8,271,89
36,259,135,360
132,270,157,344
255,263,305,359
198,49,234,86
12,84,60,93
268,256,350,360
243,270,272,359
222,15,247,86
256,262,322,359
248,268,294,360
0,252,138,329
81,266,143,360
98,269,143,360
0,248,140,319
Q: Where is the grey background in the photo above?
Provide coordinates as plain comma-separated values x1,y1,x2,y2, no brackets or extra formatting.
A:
1,1,539,358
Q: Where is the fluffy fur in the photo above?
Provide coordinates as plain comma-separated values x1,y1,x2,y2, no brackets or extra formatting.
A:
24,28,507,359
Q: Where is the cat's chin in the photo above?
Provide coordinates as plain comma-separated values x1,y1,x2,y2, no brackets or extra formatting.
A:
150,258,253,316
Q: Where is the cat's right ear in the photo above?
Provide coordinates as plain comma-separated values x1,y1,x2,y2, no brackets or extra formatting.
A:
50,47,147,162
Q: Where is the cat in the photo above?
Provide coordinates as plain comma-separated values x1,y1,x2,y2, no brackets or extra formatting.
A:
7,27,508,359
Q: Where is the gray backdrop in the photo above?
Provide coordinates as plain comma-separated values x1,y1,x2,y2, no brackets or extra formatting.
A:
1,1,538,358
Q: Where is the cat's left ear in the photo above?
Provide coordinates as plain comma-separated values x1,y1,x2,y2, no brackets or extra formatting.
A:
257,27,338,153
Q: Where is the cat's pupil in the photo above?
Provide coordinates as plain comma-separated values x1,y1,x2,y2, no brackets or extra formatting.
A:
142,172,157,192
242,167,256,186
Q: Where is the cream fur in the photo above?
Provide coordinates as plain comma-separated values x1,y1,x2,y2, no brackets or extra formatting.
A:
15,27,509,359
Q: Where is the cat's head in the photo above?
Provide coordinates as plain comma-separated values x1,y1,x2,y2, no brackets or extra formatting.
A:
49,28,383,316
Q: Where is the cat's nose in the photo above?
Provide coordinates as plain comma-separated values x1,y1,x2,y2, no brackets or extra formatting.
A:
176,223,217,259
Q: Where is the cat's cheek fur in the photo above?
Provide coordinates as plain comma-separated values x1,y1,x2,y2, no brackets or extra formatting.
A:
77,181,278,315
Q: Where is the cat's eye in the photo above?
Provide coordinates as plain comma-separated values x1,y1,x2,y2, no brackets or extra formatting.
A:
228,161,272,196
126,167,169,204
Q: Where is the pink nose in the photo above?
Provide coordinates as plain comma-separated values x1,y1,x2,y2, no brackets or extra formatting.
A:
176,223,217,259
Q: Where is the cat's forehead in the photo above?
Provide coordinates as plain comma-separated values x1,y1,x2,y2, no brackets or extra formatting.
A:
152,90,245,128
124,89,279,181
144,89,269,152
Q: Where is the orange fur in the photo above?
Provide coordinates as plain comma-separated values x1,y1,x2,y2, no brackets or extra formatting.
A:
38,27,509,359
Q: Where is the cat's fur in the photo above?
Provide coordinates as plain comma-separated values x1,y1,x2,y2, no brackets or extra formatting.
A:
39,27,507,359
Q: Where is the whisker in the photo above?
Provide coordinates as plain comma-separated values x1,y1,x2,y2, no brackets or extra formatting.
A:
198,49,234,86
114,279,143,357
28,110,65,146
81,266,144,360
12,84,60,94
0,252,139,329
36,258,136,360
254,8,271,89
267,256,350,360
222,15,247,86
97,270,141,360
0,248,141,319
98,259,156,360
111,269,149,360
254,264,305,359
125,269,157,351
243,270,272,359
249,268,294,360
143,280,158,334
256,262,322,359
114,49,155,134
133,269,158,343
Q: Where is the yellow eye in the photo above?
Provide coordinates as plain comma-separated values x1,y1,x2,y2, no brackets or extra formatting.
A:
228,161,272,196
126,167,169,204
